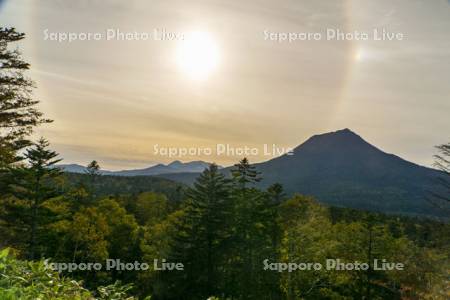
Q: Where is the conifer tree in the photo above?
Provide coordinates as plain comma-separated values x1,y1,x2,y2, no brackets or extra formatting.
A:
8,138,62,259
170,164,232,299
267,183,286,205
231,157,261,189
229,158,276,299
0,28,50,164
84,160,101,200
86,160,100,177
266,183,285,252
430,143,450,211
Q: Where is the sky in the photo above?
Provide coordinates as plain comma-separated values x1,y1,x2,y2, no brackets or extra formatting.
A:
1,0,449,170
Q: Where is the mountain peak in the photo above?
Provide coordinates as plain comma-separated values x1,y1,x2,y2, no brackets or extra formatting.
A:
336,128,355,134
313,128,360,139
168,160,183,167
297,128,370,153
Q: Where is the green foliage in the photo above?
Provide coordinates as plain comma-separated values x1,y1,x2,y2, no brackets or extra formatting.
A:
225,158,278,299
0,248,136,299
83,160,102,200
133,192,169,226
169,164,233,298
97,281,135,300
97,198,140,285
138,159,449,300
1,154,449,299
139,209,184,297
278,196,449,299
0,28,51,163
63,172,186,202
231,157,261,188
4,138,63,259
86,161,101,177
68,206,111,262
430,142,450,212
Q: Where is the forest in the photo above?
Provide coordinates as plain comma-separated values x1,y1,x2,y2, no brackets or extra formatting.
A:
0,28,449,300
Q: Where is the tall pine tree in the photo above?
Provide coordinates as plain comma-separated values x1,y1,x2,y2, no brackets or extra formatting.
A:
0,28,50,165
228,158,279,299
170,164,232,299
8,138,63,259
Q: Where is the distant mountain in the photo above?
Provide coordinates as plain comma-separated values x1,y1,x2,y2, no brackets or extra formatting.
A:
156,172,202,184
111,160,216,176
253,129,443,217
57,160,217,177
163,129,445,218
57,164,90,174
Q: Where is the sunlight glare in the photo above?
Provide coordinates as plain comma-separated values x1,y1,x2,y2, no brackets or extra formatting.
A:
176,31,220,80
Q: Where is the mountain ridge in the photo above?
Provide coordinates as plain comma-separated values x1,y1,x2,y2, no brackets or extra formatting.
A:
57,160,219,176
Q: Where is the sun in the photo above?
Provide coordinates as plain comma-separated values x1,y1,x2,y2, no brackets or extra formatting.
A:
176,31,220,81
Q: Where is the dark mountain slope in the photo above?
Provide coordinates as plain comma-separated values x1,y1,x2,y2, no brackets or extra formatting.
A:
252,129,442,217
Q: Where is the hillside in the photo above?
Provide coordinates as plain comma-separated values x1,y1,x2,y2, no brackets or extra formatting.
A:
63,172,186,202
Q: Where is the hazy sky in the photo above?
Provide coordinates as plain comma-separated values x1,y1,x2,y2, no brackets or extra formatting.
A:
1,0,449,170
